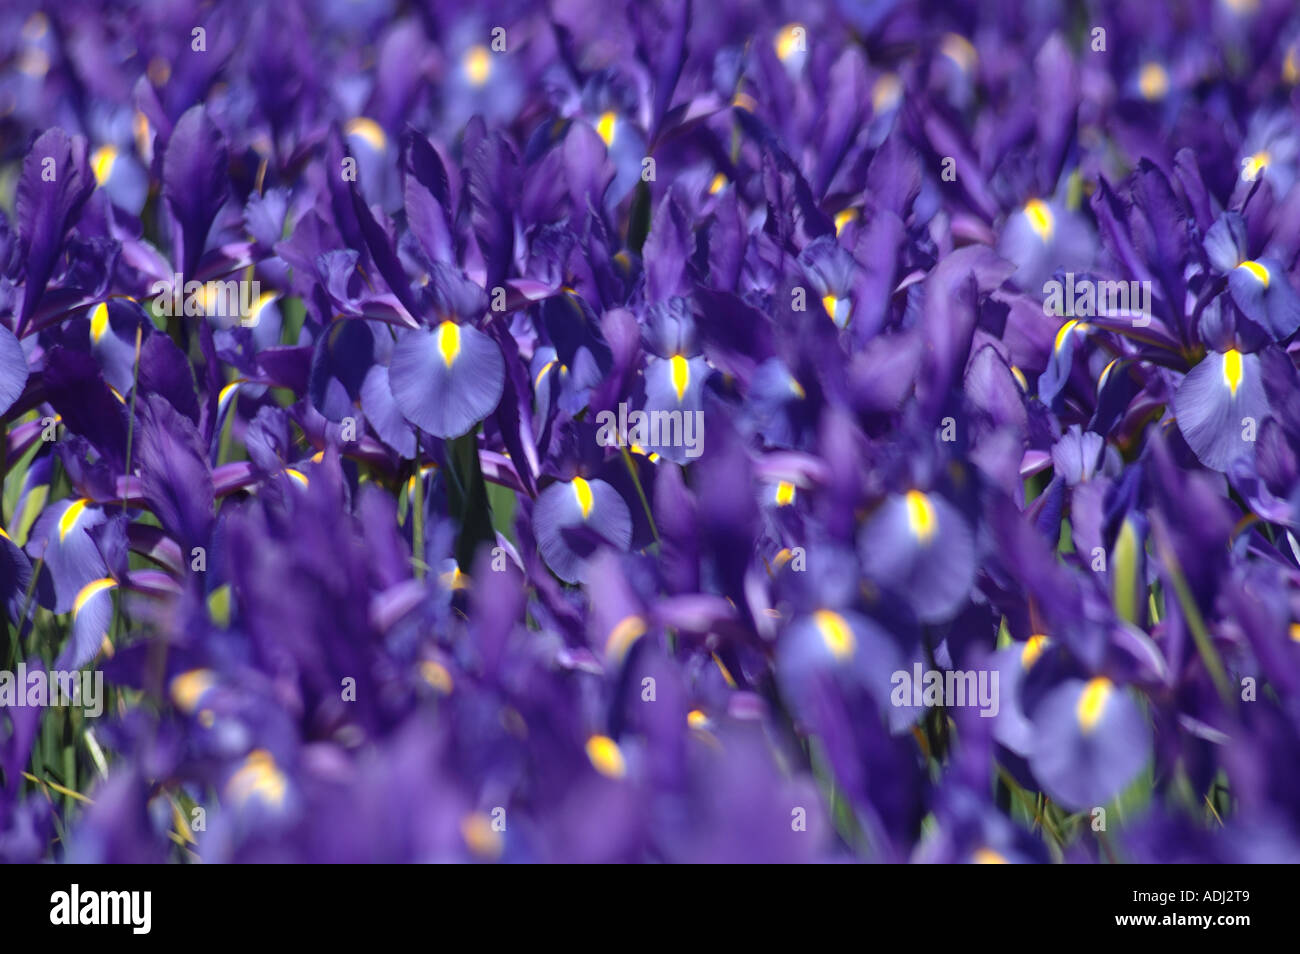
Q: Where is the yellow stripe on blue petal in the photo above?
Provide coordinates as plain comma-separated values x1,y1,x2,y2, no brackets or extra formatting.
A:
1138,62,1169,101
73,577,117,617
585,735,626,779
91,145,117,186
1077,676,1112,733
813,609,855,661
572,477,594,519
670,354,690,402
1222,349,1243,396
872,74,902,112
170,668,216,713
1054,318,1080,353
605,615,647,663
436,320,461,368
59,499,91,541
1024,199,1055,243
1236,260,1269,288
90,302,110,343
775,23,805,61
596,111,618,147
941,33,977,74
463,45,492,87
774,481,796,506
345,116,386,151
226,749,287,808
904,490,937,544
285,468,309,487
1021,634,1049,669
535,360,555,390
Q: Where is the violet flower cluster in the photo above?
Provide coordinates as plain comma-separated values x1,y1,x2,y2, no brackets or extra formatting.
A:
1,0,1299,863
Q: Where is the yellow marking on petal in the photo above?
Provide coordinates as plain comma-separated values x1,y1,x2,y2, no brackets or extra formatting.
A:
1021,634,1049,669
147,56,170,87
822,294,839,320
1024,199,1055,243
420,660,454,694
345,116,386,151
226,749,287,808
285,468,309,487
535,359,556,390
1054,319,1080,354
789,376,806,399
91,146,117,186
1138,62,1169,101
108,385,127,404
1011,364,1029,391
941,33,977,74
596,111,618,147
460,812,503,859
834,208,858,233
73,577,116,617
0,526,10,541
974,847,1009,864
687,709,710,729
1289,622,1300,643
246,291,277,326
1077,676,1113,733
1222,349,1244,397
814,609,855,661
1236,260,1269,288
59,499,91,542
670,354,690,402
1242,151,1271,182
89,302,110,343
572,476,594,519
436,320,461,368
605,614,647,662
731,91,758,112
712,652,737,688
774,481,796,507
22,12,49,40
775,23,805,62
708,172,727,194
439,566,470,591
310,450,325,464
463,45,492,87
773,547,794,568
133,110,152,159
872,74,902,112
1285,46,1300,85
1098,358,1119,389
170,669,216,714
218,380,245,408
904,489,937,544
585,734,626,779
18,47,50,78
